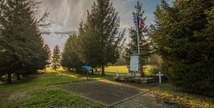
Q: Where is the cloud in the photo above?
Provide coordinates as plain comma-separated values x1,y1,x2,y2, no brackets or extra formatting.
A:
37,0,171,51
39,0,95,32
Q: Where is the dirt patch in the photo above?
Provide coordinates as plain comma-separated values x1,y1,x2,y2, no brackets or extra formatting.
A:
56,80,157,106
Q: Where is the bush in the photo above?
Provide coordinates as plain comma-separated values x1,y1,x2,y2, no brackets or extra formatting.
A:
166,61,214,97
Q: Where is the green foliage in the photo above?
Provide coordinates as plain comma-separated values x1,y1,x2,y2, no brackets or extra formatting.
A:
151,0,214,96
61,34,83,70
52,45,61,70
0,0,50,83
61,0,125,75
81,0,125,75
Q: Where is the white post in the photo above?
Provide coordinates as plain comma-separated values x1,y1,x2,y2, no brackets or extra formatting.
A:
116,70,119,77
156,71,164,83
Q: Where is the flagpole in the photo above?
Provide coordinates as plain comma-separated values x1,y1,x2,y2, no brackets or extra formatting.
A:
136,16,143,77
136,17,140,55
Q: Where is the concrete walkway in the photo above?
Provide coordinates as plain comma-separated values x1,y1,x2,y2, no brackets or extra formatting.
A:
57,80,174,108
111,92,169,108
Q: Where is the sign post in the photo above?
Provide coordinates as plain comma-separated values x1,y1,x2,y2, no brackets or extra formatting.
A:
82,66,93,81
86,70,88,81
116,70,119,77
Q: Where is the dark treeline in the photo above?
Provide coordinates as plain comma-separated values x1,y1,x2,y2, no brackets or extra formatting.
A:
0,0,50,83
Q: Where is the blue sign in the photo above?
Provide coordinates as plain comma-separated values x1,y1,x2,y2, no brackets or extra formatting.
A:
82,66,93,71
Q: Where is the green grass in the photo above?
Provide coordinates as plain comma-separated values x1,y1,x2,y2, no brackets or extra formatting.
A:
105,65,128,73
153,83,214,108
0,69,105,108
1,66,213,108
104,65,157,76
20,89,104,108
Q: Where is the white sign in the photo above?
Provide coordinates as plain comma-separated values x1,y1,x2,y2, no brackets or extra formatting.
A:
130,55,139,72
156,71,164,83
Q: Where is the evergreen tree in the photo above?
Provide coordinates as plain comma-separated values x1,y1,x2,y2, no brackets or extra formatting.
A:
0,0,49,83
52,45,61,70
61,34,83,71
151,0,214,96
124,1,152,76
79,0,125,75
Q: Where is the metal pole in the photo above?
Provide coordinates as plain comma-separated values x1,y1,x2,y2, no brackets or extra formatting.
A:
136,16,143,77
86,71,88,81
136,17,140,55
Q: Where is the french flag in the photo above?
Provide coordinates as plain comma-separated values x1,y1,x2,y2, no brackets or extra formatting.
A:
137,16,145,29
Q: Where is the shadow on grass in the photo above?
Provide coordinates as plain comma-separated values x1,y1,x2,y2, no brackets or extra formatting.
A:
0,73,39,86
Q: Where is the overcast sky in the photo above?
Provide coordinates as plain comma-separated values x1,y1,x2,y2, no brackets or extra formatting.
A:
39,0,173,50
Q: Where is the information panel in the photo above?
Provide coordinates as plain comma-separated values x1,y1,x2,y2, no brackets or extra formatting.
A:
130,55,139,72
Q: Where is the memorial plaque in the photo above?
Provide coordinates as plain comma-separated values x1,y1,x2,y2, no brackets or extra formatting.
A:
130,55,139,72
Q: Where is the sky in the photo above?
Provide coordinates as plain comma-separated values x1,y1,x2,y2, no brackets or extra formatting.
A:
38,0,173,50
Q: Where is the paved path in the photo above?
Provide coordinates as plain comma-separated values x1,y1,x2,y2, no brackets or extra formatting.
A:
111,92,170,108
57,80,175,108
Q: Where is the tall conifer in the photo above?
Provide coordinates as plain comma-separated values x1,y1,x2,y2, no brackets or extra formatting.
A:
0,0,49,83
79,0,125,75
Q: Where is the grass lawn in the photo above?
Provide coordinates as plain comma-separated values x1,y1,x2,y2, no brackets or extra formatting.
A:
0,66,213,108
104,65,157,76
0,68,105,108
154,83,214,108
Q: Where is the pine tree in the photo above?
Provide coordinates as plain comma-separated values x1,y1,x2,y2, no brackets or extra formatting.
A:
61,34,83,71
78,0,125,75
151,0,214,96
0,0,49,83
52,45,61,70
124,1,152,76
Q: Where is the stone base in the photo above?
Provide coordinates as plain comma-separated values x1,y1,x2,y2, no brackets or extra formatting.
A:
134,77,154,84
114,76,154,84
113,76,128,82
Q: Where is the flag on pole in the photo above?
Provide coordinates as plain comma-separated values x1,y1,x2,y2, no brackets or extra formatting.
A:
137,16,145,29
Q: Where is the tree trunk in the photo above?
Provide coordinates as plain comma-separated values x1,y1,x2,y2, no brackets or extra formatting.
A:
101,65,105,75
16,72,21,80
7,72,12,83
91,69,94,74
54,65,56,71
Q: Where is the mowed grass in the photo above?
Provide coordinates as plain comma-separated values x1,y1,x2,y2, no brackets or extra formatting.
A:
0,68,105,108
105,65,128,73
19,89,103,108
154,83,214,108
104,65,157,76
1,66,213,108
0,65,156,108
